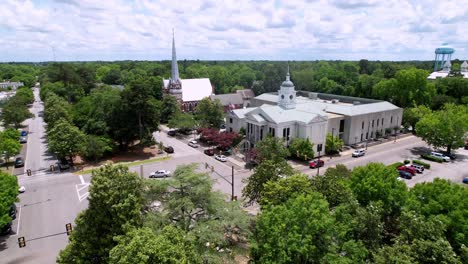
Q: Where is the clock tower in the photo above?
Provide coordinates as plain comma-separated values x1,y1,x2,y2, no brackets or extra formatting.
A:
278,65,296,109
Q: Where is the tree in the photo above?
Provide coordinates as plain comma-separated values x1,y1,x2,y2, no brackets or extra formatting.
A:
0,172,18,231
143,164,251,261
325,133,344,155
58,164,143,263
349,163,407,216
82,135,113,163
260,174,313,208
288,137,314,160
167,112,196,133
242,159,294,205
109,226,201,264
416,103,468,153
406,179,468,253
0,129,22,169
47,119,86,162
311,164,354,208
254,135,290,164
14,87,34,105
160,95,181,123
44,93,72,129
213,131,240,150
402,105,431,133
194,98,224,128
251,193,335,263
0,96,33,128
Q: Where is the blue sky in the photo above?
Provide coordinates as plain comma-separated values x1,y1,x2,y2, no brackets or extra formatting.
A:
0,0,467,62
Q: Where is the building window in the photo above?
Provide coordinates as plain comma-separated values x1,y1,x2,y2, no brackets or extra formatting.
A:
372,120,374,127
317,144,323,153
260,129,263,140
247,123,250,134
377,119,379,126
229,118,233,124
287,128,290,141
366,132,368,139
362,121,364,129
339,120,345,133
283,128,287,138
272,128,275,137
229,127,232,132
361,133,363,141
391,116,393,123
382,118,384,126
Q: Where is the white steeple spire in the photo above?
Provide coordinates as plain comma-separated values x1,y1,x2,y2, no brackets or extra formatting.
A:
171,29,180,82
278,63,296,109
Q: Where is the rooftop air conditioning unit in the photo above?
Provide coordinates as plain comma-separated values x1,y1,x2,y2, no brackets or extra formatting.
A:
309,93,318,100
353,101,361,105
332,99,339,104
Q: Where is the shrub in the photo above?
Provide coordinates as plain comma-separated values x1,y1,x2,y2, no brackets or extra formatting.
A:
387,162,404,168
412,159,431,169
420,154,443,163
403,160,410,164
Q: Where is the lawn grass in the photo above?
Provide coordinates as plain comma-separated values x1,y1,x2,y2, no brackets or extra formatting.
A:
75,156,172,175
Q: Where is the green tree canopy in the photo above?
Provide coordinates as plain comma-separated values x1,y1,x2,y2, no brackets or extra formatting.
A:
260,174,313,208
325,133,344,155
0,129,22,169
288,137,315,160
109,226,201,264
160,95,181,123
416,103,468,153
0,172,19,230
194,97,224,128
44,93,72,129
254,135,290,164
167,112,197,132
47,119,86,161
0,96,33,128
58,164,143,263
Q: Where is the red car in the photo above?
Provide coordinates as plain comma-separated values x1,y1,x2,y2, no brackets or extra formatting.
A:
204,148,215,156
398,165,416,176
309,159,324,169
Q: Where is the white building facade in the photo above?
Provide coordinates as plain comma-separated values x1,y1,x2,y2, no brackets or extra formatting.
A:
226,70,403,152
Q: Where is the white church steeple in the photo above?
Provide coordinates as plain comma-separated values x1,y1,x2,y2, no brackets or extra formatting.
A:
168,29,182,99
278,64,296,109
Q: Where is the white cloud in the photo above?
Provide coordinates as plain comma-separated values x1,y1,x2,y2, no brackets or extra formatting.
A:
0,0,467,61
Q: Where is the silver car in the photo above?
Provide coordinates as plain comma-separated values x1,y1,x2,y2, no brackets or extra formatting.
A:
149,170,171,178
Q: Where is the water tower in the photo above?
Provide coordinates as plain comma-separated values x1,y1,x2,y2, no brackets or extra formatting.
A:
434,43,455,71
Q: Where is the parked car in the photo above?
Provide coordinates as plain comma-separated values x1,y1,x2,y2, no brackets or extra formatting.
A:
463,177,468,184
164,146,174,153
188,140,199,148
0,222,12,236
167,129,177,136
19,136,27,144
398,165,416,176
18,186,26,193
215,154,228,162
408,164,424,173
20,130,28,137
149,170,171,178
14,157,24,168
9,204,16,220
204,148,215,156
398,170,412,179
309,159,324,169
430,152,450,162
58,159,70,171
439,151,456,160
352,149,366,157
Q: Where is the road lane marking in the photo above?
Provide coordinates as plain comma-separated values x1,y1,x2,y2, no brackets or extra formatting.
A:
79,174,85,184
12,204,22,237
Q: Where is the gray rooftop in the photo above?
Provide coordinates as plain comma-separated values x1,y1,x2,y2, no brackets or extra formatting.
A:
210,93,243,106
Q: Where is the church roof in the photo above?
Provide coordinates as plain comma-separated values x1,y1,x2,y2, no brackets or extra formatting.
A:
163,78,212,102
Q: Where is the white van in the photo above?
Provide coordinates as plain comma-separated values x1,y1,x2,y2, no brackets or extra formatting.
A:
430,152,450,162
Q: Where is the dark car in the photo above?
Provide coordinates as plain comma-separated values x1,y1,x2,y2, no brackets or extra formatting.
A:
14,157,24,168
58,159,70,171
167,129,177,136
164,146,174,153
20,130,28,137
0,222,12,236
309,159,325,169
9,204,16,220
463,177,468,184
204,148,215,156
398,170,412,179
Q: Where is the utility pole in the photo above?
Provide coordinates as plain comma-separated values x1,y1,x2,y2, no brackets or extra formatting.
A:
231,166,235,201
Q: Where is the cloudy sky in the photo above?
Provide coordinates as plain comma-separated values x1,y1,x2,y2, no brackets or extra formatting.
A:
1,0,467,62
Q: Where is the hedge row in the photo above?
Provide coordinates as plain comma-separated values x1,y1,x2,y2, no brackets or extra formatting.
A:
412,159,431,169
387,162,404,169
420,154,444,163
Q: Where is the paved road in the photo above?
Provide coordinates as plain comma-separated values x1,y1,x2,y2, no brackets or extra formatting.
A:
0,88,86,264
